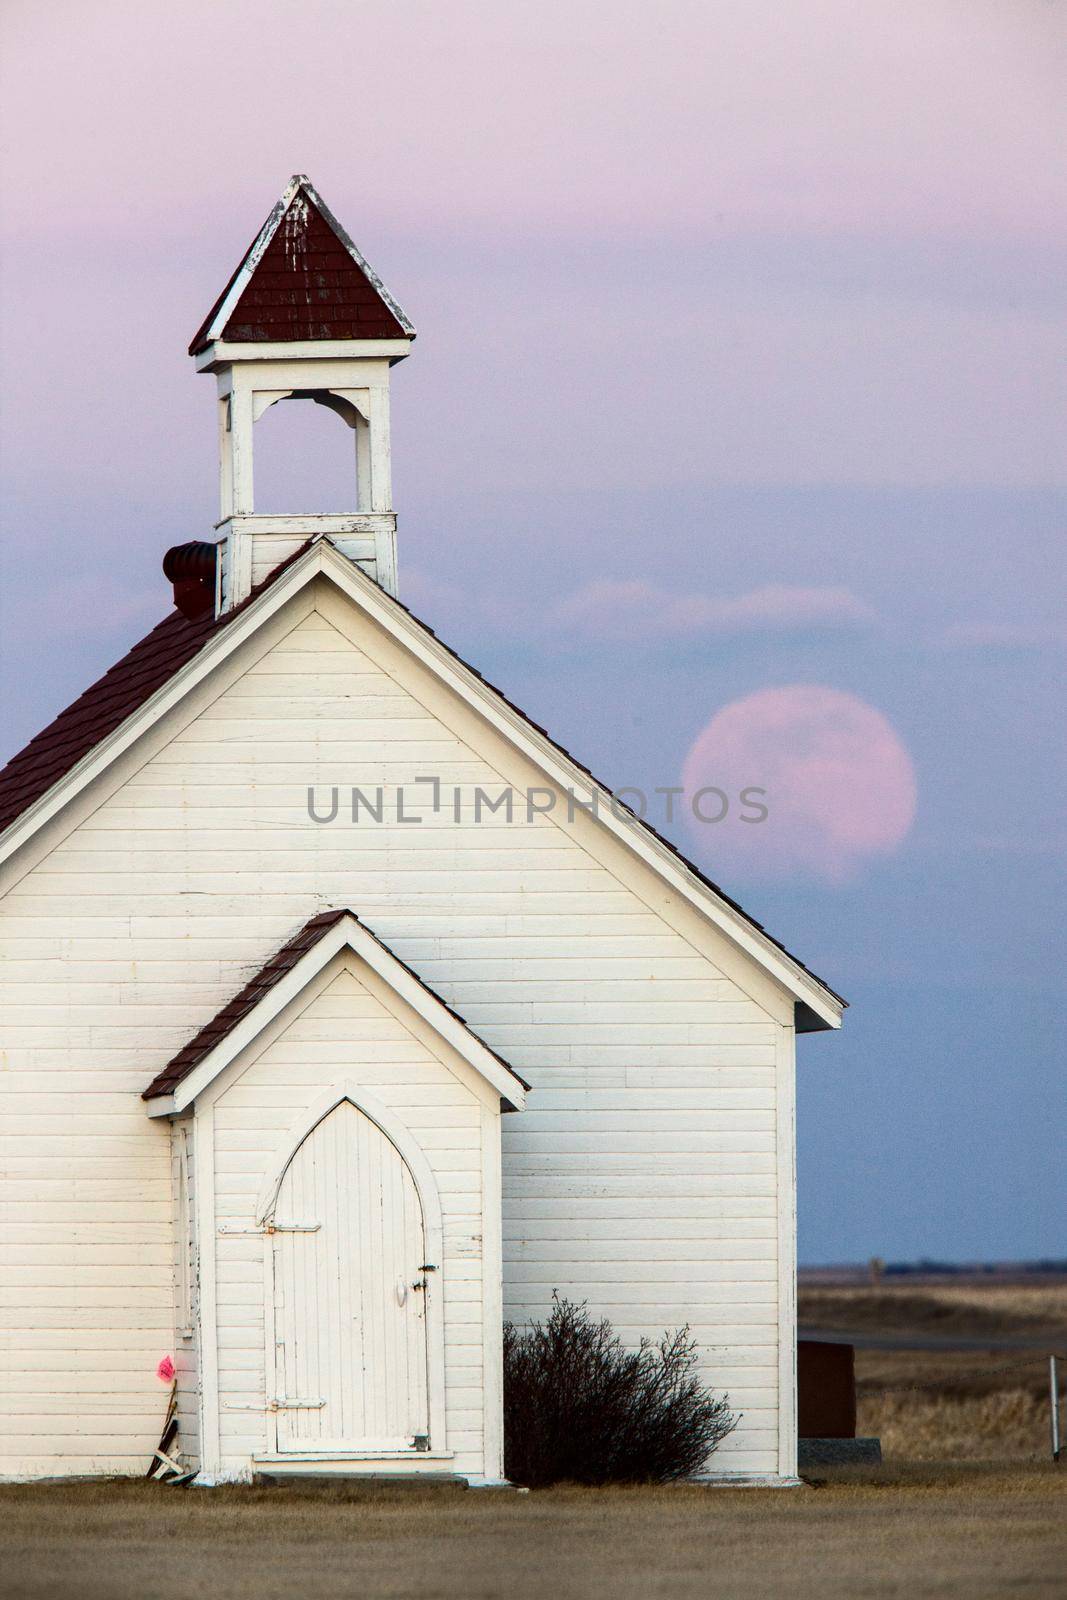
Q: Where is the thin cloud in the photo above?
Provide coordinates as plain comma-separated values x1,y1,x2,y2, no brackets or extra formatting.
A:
549,579,876,640
940,621,1067,651
400,569,876,645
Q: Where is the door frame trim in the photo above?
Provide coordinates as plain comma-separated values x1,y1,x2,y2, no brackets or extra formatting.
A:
257,1083,447,1456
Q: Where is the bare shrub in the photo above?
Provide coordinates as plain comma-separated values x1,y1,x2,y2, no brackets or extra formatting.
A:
503,1297,737,1487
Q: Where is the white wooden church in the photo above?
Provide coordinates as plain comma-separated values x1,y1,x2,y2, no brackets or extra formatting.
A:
0,177,844,1486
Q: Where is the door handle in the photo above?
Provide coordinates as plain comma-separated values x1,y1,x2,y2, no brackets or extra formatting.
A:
395,1276,408,1307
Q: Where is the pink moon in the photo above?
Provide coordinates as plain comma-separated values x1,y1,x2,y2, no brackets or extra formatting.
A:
680,685,917,883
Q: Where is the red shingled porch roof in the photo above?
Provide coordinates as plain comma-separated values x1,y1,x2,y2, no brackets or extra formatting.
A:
142,908,528,1102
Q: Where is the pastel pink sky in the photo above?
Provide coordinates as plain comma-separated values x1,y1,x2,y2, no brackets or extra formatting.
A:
1,3,1063,1261
1,1,1061,240
681,685,918,882
0,0,1063,534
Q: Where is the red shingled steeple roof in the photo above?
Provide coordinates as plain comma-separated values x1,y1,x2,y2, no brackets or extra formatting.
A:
189,175,415,355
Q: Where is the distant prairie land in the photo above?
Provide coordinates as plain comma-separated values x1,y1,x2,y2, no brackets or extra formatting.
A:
798,1271,1066,1462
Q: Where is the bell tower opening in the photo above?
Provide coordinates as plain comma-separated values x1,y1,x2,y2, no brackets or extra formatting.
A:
253,394,362,515
190,174,415,611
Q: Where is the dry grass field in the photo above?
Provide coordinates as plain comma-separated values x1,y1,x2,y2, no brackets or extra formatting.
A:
2,1277,1063,1600
799,1273,1067,1460
1,1465,1065,1600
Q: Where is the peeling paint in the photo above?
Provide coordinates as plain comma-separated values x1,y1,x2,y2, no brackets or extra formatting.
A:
282,193,310,276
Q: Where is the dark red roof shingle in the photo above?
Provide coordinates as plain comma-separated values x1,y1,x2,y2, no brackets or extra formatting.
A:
0,609,218,837
143,908,528,1101
190,181,410,354
0,542,313,839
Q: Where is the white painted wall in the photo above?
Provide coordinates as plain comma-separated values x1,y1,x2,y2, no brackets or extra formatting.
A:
0,577,798,1479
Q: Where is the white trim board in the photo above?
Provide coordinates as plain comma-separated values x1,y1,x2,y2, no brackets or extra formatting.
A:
774,1023,799,1480
196,340,411,370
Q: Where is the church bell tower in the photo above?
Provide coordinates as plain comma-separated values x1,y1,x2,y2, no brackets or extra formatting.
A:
189,175,415,612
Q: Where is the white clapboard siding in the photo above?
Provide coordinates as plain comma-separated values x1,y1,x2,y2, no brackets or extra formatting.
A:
0,597,799,1480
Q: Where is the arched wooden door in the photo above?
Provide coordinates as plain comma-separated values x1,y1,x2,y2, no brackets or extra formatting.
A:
269,1100,430,1453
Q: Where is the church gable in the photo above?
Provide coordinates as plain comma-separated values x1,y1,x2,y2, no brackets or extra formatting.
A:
102,592,786,1036
0,547,843,1030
